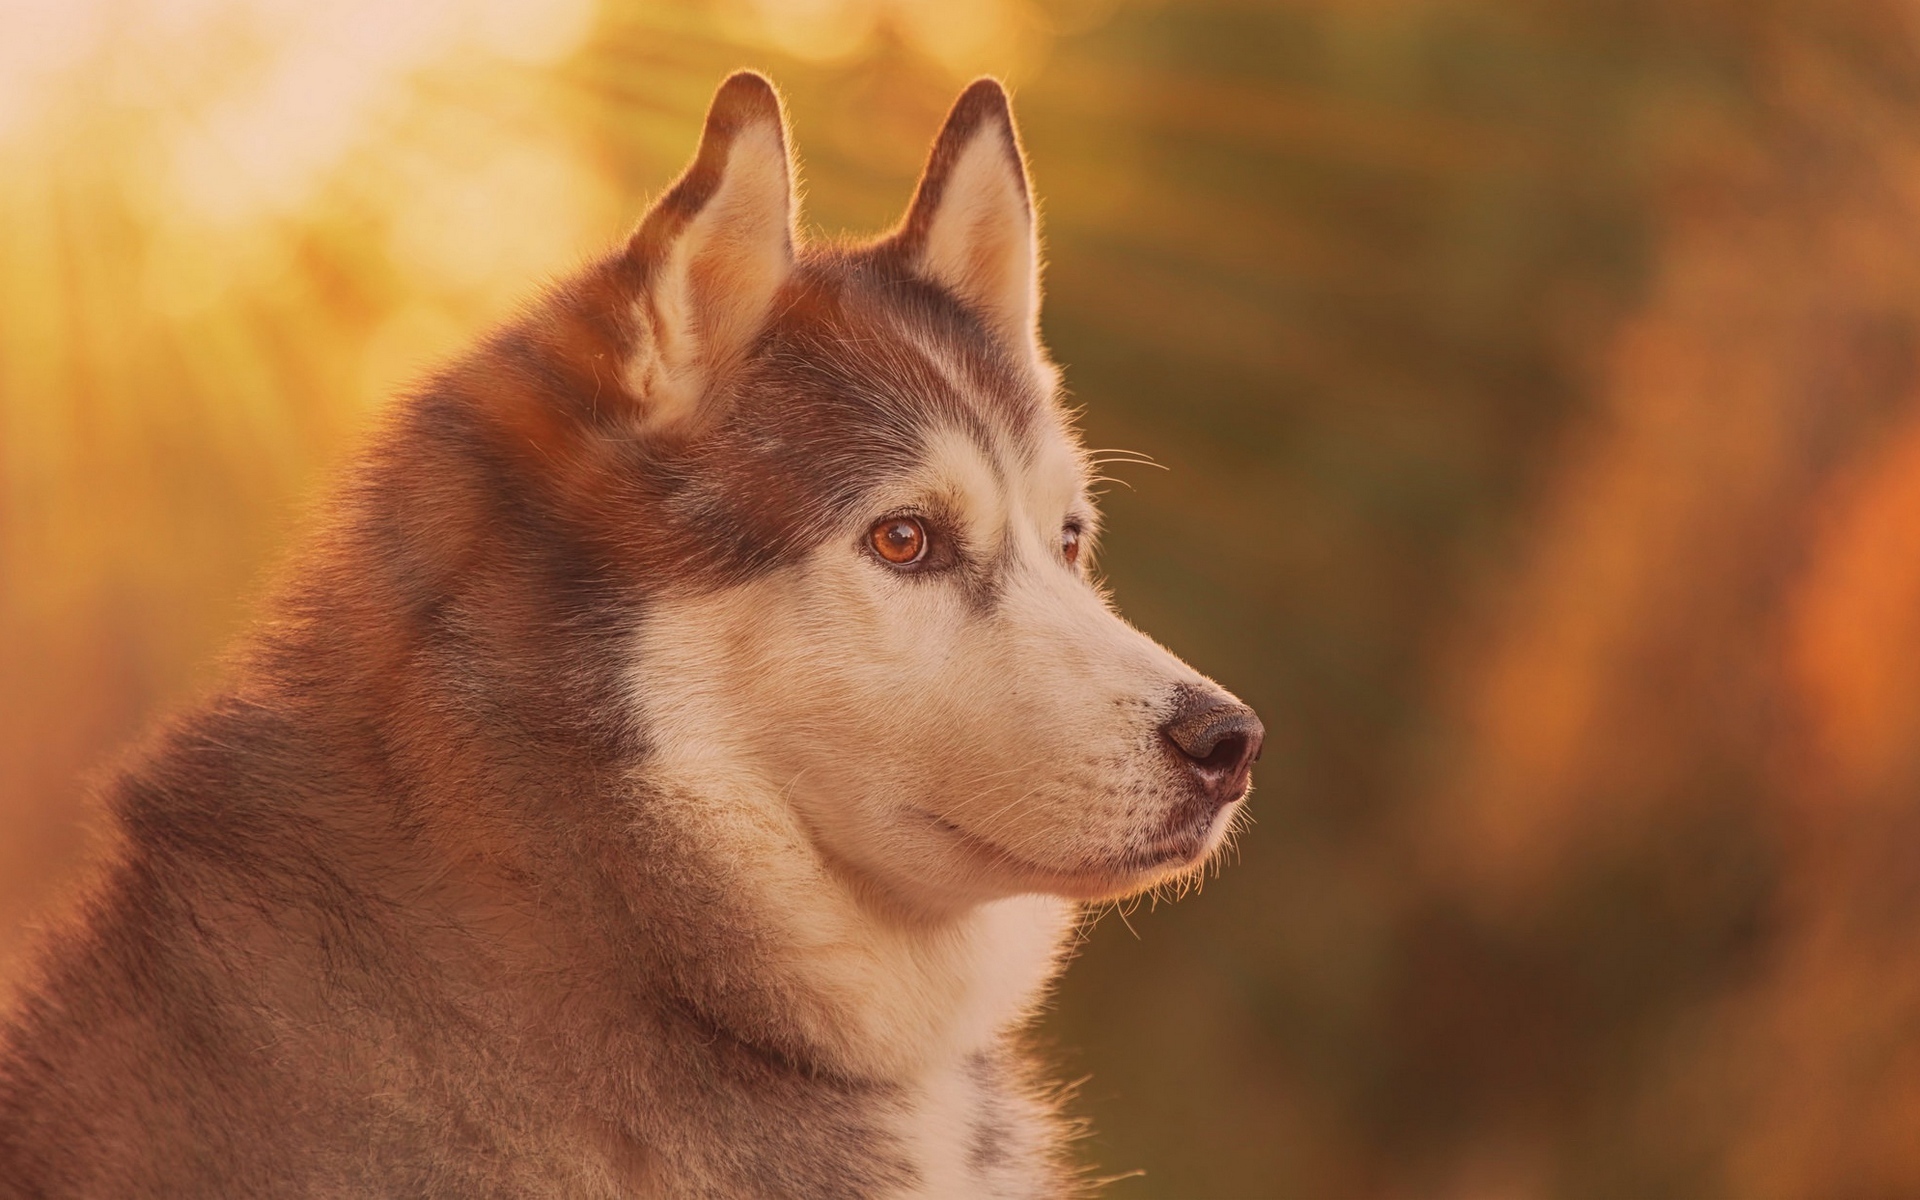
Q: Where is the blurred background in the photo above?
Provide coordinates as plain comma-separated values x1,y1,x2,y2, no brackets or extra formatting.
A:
7,0,1920,1194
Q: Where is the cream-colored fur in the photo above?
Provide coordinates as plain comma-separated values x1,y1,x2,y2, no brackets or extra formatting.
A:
889,1050,1057,1200
624,394,1231,1081
623,393,1234,1188
624,117,796,434
914,121,1044,371
630,591,1077,1083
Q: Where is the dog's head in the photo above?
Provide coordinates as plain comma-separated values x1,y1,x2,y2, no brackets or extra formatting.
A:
578,73,1260,915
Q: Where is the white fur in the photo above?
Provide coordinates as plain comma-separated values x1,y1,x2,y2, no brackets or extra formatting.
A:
629,582,1074,1081
895,1060,982,1200
622,405,1231,1092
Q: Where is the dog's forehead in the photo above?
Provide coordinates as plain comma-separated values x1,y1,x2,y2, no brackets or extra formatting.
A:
738,265,1070,474
793,263,1043,414
821,300,1077,503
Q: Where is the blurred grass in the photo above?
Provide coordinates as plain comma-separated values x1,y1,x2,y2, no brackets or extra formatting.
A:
12,0,1920,1196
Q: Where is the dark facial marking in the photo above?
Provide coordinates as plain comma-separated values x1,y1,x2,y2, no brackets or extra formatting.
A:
617,254,1051,591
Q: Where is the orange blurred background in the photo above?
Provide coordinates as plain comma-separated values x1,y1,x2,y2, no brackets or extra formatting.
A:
8,0,1920,1194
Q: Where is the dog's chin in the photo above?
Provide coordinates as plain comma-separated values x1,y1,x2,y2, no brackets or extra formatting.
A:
918,808,1235,904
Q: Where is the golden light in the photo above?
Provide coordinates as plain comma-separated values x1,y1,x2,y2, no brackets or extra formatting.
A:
18,2,1920,1195
0,0,1070,975
0,0,617,985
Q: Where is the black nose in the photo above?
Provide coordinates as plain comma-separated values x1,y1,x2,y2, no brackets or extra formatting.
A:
1160,687,1264,810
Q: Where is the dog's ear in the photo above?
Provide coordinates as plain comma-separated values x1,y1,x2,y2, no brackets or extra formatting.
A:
892,79,1045,369
622,71,795,436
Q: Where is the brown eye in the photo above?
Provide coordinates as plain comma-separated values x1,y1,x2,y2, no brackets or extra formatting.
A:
870,516,927,565
1062,523,1083,567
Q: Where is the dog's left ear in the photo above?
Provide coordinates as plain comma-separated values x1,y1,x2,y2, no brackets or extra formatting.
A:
622,71,796,437
892,79,1045,370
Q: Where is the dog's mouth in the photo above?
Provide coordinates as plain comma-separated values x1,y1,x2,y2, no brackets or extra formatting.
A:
918,811,1214,899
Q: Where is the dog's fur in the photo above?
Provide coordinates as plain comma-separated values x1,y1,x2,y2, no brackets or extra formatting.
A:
0,74,1260,1198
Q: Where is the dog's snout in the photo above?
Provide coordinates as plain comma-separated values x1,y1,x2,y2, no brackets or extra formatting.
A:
1159,689,1263,809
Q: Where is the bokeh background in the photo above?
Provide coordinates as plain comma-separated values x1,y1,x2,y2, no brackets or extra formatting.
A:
8,0,1920,1194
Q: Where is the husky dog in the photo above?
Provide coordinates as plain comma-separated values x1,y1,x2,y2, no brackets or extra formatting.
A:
0,73,1261,1198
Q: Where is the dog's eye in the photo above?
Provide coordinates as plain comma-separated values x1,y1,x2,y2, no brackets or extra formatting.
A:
870,516,928,566
1062,523,1083,567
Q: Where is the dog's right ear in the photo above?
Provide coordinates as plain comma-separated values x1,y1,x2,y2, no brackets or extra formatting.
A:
621,71,795,438
889,79,1044,374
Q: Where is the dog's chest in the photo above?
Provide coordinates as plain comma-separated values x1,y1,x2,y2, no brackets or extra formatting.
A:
890,1051,1043,1200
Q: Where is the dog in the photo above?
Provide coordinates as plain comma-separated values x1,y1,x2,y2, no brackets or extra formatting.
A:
0,72,1261,1198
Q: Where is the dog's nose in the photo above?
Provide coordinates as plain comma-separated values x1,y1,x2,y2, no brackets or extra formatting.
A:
1159,688,1264,810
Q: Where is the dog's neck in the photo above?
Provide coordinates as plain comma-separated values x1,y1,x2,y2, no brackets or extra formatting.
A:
625,760,1075,1083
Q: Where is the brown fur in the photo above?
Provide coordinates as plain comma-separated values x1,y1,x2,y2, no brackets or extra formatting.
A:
0,72,1254,1198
